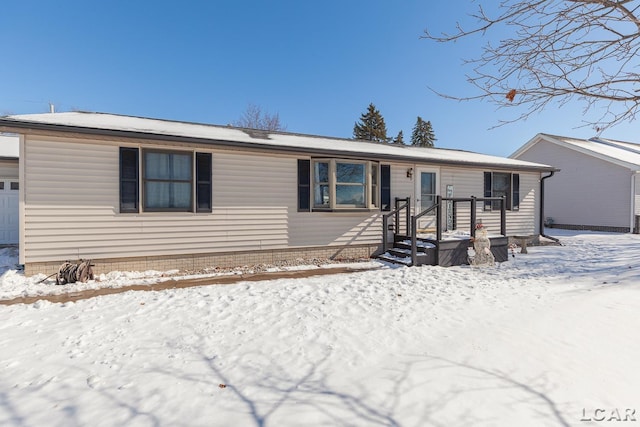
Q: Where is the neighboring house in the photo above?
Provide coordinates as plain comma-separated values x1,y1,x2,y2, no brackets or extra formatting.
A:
0,112,554,275
511,133,640,233
0,134,19,245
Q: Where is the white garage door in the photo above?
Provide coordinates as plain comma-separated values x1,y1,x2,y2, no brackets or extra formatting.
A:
0,180,19,245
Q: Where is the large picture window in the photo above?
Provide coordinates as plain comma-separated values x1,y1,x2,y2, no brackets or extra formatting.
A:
119,148,212,213
484,172,520,211
311,159,378,210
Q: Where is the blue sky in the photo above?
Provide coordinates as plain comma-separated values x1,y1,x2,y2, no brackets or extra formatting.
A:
1,1,637,156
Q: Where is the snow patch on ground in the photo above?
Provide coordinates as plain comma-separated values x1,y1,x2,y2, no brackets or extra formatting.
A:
1,230,639,426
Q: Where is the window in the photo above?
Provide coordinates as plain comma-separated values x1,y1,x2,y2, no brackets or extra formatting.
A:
484,172,520,211
119,148,212,213
314,161,330,208
144,151,193,211
336,162,366,208
309,159,378,210
10,182,18,190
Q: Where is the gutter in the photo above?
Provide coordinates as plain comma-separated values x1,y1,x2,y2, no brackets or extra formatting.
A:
539,171,562,244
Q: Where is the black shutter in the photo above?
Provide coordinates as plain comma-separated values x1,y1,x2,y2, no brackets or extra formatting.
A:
196,152,212,213
483,171,492,211
381,164,391,211
512,173,520,211
119,147,139,213
297,159,311,212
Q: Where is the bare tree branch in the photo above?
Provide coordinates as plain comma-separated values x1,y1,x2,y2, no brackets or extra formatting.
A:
424,0,640,131
232,103,287,131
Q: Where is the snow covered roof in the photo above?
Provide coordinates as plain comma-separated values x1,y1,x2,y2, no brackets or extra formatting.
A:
0,112,555,171
511,133,640,171
0,134,19,159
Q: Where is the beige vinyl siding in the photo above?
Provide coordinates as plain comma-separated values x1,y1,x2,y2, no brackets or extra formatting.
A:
517,141,631,228
380,163,538,236
23,136,385,263
439,167,539,236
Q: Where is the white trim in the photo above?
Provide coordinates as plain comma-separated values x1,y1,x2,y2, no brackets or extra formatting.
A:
311,159,376,210
18,134,25,264
512,133,640,171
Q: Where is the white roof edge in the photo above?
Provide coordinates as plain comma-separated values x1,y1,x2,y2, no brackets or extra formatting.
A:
509,133,554,158
512,133,640,171
0,111,555,171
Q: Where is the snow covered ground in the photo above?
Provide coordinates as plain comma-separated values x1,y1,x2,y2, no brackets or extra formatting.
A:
1,229,639,426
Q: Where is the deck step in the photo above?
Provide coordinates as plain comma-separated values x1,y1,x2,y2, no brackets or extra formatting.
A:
377,253,412,266
377,248,434,267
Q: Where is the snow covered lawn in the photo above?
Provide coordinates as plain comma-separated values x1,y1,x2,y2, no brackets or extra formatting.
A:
1,230,639,426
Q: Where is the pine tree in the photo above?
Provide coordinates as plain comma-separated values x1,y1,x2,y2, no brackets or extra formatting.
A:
393,130,405,145
410,116,436,147
353,103,389,143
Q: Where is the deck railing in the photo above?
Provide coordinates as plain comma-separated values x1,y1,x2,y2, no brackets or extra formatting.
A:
405,195,507,266
381,197,410,252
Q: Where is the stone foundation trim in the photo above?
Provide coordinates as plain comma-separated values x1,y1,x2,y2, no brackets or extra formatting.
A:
548,224,630,233
24,244,381,276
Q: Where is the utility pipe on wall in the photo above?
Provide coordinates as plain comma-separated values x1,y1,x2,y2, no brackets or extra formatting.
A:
540,171,561,244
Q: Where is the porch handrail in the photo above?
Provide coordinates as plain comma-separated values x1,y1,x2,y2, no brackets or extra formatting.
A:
409,195,506,266
411,195,442,266
381,197,411,252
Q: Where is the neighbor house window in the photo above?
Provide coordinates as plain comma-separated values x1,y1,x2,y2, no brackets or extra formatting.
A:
310,159,378,210
119,148,212,213
484,172,520,211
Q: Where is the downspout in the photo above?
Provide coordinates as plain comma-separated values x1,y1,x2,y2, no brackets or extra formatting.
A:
631,172,639,233
539,171,561,244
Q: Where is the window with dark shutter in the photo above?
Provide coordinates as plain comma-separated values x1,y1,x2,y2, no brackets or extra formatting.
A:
484,171,519,211
196,152,212,212
380,165,391,211
297,159,311,212
120,147,139,213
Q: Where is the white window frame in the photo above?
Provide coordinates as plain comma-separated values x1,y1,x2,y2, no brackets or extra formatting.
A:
312,159,379,210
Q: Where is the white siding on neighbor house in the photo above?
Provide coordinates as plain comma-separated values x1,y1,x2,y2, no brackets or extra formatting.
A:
517,141,631,228
22,136,385,264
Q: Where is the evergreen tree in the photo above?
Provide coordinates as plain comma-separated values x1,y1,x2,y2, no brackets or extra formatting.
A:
392,130,405,145
410,116,436,147
353,103,389,143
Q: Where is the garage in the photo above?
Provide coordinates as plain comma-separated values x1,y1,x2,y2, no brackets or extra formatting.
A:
0,135,20,245
0,179,19,244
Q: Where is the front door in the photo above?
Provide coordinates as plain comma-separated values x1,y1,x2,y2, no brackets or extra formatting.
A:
415,168,439,232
